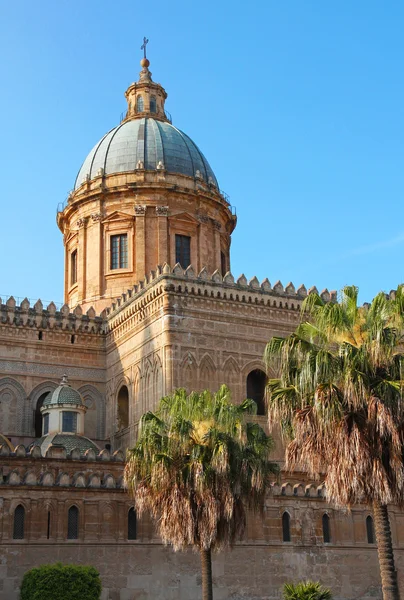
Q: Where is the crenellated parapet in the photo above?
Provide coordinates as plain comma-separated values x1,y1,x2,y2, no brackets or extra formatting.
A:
0,443,125,489
104,262,336,336
0,297,104,334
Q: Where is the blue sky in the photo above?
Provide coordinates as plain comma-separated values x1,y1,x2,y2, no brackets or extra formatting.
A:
1,1,403,305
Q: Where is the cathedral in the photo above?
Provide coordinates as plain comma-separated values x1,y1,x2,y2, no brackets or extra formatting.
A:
0,53,403,600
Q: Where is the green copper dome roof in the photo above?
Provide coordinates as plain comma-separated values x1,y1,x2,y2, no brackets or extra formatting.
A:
43,376,84,408
35,433,99,456
74,117,218,190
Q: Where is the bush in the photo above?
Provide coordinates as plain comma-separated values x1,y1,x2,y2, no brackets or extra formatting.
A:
20,563,102,600
283,581,332,600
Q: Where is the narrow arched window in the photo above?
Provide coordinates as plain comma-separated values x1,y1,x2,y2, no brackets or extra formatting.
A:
246,369,267,416
67,506,79,540
13,505,25,539
366,515,375,544
71,249,77,285
117,385,129,430
322,513,331,543
43,413,49,435
136,95,144,112
47,511,51,539
128,507,137,540
150,96,157,113
282,511,291,542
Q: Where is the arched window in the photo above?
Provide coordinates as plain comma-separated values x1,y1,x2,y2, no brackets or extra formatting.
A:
150,96,157,113
282,511,291,542
322,513,331,543
13,504,25,539
136,95,144,112
366,515,375,544
43,413,49,435
246,369,267,416
117,385,129,430
67,506,79,540
47,510,51,539
128,507,137,540
34,392,50,438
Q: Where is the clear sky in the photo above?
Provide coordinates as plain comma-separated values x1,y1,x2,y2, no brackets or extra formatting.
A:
1,0,403,306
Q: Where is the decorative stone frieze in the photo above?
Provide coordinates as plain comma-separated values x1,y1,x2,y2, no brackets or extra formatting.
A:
155,206,169,216
134,204,147,215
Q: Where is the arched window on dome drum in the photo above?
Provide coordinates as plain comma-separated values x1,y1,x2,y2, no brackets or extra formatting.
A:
136,95,144,112
150,96,157,113
221,252,226,277
322,513,331,543
62,411,77,433
70,249,77,286
34,392,50,438
246,369,267,416
67,506,79,540
128,507,137,540
13,505,25,539
366,515,375,544
175,235,191,269
282,511,291,542
117,385,129,430
43,413,49,435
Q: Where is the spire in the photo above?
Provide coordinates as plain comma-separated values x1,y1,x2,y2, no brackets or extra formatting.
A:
123,38,169,122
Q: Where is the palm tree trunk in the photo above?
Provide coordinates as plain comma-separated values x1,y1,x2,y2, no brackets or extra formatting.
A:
373,501,400,600
200,548,213,600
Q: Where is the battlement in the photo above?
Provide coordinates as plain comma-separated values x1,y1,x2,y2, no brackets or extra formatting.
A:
104,262,336,323
0,297,104,334
0,443,125,489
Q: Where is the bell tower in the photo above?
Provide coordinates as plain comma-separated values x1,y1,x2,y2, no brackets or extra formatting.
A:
57,46,236,312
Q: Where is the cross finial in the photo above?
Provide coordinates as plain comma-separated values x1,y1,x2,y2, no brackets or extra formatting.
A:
141,37,149,59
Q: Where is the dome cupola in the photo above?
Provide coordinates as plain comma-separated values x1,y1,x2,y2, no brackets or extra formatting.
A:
41,375,86,437
57,41,236,312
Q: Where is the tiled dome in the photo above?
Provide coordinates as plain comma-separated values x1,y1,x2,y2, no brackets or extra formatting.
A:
43,376,84,408
74,118,218,190
34,433,99,456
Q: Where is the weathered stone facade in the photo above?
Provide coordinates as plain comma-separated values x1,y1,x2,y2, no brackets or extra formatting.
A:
1,56,403,599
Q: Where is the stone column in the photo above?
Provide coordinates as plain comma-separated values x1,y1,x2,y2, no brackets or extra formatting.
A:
135,205,147,281
213,220,222,273
77,217,87,303
156,206,169,266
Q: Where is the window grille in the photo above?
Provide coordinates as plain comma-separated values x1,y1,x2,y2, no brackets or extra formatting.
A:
175,235,191,269
111,234,128,270
67,506,79,539
136,95,144,112
13,505,25,539
366,515,375,544
150,96,157,113
43,413,49,435
71,250,77,285
282,512,291,542
62,411,77,433
128,507,137,540
322,513,331,543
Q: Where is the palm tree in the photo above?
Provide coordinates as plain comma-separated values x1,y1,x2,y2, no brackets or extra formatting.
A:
125,385,277,600
283,581,332,600
265,285,404,600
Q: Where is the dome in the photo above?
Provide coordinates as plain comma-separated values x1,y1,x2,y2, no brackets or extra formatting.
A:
34,433,100,456
74,118,218,190
43,376,84,408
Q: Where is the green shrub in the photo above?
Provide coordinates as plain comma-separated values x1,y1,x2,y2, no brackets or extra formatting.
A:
283,581,332,600
20,563,101,600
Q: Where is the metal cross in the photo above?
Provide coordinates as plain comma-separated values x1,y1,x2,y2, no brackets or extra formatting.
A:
141,37,149,59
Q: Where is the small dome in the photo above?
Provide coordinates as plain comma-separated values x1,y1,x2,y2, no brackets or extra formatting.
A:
35,433,100,457
43,375,84,408
75,118,218,190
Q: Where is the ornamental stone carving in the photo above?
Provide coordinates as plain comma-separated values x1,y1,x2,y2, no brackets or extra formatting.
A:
211,219,221,231
134,205,147,216
155,206,169,216
91,212,103,222
76,217,87,228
